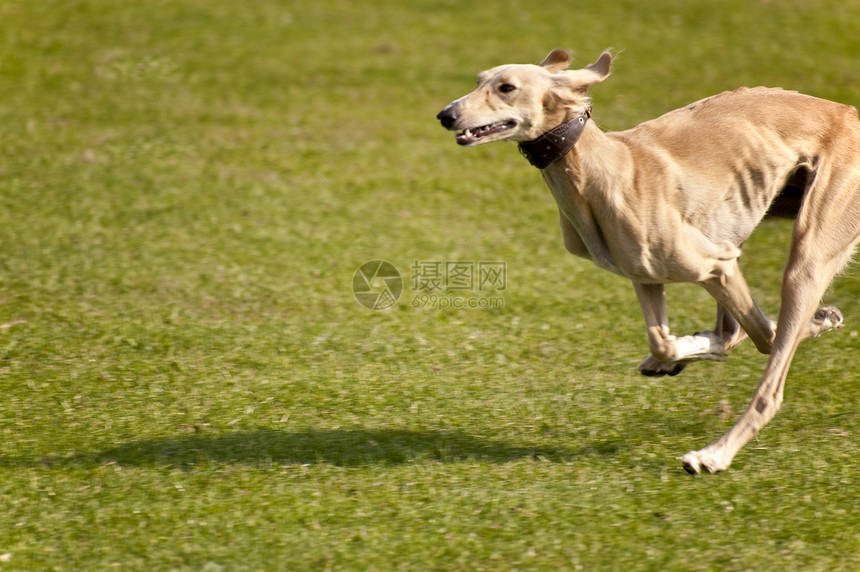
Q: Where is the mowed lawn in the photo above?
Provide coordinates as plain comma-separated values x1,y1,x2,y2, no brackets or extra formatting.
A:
1,0,860,569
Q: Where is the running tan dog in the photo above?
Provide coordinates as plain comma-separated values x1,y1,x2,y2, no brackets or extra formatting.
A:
437,49,860,474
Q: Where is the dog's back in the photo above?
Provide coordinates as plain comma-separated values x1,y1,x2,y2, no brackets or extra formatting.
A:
608,87,860,242
617,87,859,161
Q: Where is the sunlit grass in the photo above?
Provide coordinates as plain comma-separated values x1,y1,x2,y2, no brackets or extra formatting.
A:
1,0,859,569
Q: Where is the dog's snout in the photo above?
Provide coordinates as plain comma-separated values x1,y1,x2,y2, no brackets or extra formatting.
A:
437,107,458,129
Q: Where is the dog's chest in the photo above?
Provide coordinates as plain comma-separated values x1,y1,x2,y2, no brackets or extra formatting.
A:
542,169,626,275
544,168,710,283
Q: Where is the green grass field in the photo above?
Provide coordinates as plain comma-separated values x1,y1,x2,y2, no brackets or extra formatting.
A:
2,0,860,569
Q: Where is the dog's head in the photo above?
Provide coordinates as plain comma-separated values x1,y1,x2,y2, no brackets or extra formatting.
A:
437,50,611,146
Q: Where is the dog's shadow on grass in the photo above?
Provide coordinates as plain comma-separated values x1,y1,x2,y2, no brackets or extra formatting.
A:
3,428,615,469
91,428,589,468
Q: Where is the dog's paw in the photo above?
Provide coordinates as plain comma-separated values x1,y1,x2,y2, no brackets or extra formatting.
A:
673,333,728,362
638,354,686,377
680,447,731,475
808,306,844,338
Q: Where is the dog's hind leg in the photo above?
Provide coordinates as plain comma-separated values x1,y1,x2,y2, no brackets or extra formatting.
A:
682,255,847,473
682,175,860,473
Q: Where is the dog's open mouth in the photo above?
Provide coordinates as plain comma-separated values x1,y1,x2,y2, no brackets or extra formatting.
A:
455,120,516,146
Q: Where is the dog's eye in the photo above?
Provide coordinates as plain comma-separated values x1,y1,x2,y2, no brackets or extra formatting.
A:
498,83,517,94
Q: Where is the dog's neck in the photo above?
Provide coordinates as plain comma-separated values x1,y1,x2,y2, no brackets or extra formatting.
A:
518,106,592,169
539,120,629,276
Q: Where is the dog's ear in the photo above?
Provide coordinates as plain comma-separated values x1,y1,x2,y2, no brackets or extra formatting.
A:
539,49,570,73
555,51,612,93
585,51,612,79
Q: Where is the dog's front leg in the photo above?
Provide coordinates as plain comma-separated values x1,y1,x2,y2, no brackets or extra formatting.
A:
698,259,776,354
633,283,731,376
713,303,748,353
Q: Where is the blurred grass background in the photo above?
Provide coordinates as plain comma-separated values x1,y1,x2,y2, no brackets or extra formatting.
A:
1,0,859,569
